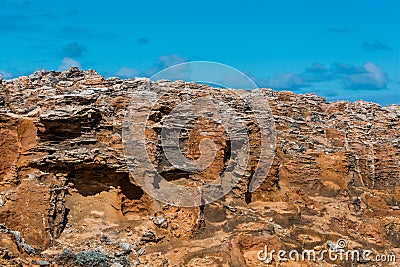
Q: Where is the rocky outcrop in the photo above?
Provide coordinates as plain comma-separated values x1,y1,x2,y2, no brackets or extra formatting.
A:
0,68,399,266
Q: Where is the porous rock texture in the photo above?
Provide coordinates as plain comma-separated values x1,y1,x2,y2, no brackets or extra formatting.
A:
0,68,399,266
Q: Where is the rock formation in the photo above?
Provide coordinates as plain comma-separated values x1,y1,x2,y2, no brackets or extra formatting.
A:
0,68,399,266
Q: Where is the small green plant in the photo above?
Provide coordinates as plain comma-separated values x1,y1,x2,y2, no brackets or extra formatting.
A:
75,251,109,267
55,249,76,266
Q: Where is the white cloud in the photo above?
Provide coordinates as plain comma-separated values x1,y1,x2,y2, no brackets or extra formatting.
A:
115,67,140,78
263,62,388,91
344,62,388,89
266,72,310,89
58,57,81,71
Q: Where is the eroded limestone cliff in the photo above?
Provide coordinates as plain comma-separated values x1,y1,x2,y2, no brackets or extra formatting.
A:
0,68,399,266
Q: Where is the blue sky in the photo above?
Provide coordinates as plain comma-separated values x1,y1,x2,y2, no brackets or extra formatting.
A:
0,0,399,105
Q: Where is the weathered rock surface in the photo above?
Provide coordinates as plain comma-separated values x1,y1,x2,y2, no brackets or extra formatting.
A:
0,68,399,266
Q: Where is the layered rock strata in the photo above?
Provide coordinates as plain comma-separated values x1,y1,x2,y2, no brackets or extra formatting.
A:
0,68,399,266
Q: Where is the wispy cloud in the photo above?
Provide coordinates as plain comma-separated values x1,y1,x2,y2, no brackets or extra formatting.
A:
112,54,191,80
261,62,388,91
343,62,388,90
361,40,390,51
137,37,150,45
115,67,140,78
302,63,336,82
61,41,87,58
331,63,366,75
144,54,189,77
58,57,81,71
265,73,310,89
327,27,349,34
